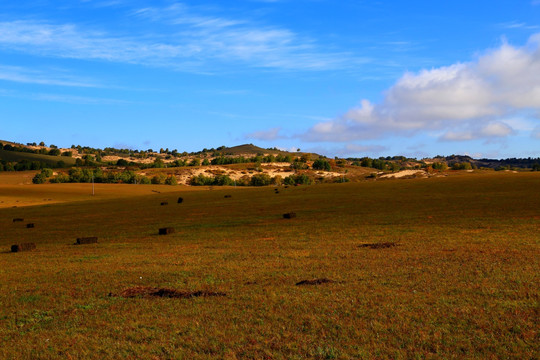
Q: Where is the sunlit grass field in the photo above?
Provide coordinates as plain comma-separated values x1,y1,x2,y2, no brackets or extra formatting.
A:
0,172,538,359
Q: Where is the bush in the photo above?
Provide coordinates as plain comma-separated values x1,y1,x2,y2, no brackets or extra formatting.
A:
164,175,178,185
41,168,53,177
432,162,448,171
32,173,46,184
313,159,331,171
151,173,167,184
284,173,313,185
250,173,272,186
452,162,473,170
50,173,70,183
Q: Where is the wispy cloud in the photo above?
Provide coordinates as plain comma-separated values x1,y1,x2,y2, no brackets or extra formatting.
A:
302,34,540,143
499,21,539,30
246,127,284,141
0,88,129,105
0,65,100,87
0,3,365,72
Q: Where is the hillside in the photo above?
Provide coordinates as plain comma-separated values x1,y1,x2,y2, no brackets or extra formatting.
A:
0,149,76,166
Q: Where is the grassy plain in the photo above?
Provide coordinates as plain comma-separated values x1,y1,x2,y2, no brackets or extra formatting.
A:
0,172,538,359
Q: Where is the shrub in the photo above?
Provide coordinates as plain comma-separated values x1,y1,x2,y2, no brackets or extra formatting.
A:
32,173,46,184
151,173,167,184
313,159,331,171
41,168,53,177
432,162,448,171
250,173,272,186
50,173,70,183
136,175,151,184
164,175,178,185
284,173,313,185
116,159,129,166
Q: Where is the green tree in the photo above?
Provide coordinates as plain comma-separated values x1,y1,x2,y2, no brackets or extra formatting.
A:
250,173,272,186
189,158,201,166
32,173,46,184
313,159,331,171
151,173,167,184
164,175,178,185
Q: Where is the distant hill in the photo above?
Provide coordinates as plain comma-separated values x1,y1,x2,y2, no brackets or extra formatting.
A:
0,149,76,166
219,144,321,160
219,144,288,156
435,155,540,169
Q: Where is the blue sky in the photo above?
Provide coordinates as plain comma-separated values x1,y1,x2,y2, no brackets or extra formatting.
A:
1,0,539,159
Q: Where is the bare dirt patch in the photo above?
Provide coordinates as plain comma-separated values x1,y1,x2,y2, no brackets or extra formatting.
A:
112,286,227,299
296,278,335,286
359,242,397,249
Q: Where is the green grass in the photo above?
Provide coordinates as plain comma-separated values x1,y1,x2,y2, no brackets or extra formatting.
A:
0,149,76,166
0,172,538,359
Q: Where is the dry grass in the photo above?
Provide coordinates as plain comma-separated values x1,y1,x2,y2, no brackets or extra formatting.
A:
0,171,538,359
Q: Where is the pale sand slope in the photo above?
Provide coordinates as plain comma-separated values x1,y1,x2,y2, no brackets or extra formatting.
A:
380,170,427,179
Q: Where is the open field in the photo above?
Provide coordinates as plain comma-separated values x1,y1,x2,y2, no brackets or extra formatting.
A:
0,171,212,208
0,172,538,359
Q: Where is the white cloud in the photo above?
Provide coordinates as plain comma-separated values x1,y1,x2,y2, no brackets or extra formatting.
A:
0,4,363,72
304,34,540,142
532,126,540,139
0,65,99,87
246,127,283,141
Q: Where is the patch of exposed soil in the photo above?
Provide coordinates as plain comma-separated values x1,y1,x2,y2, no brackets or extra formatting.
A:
296,278,335,286
112,286,226,299
359,242,397,249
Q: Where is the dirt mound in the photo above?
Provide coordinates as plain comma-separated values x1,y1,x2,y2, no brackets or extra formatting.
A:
296,278,334,286
113,286,226,299
359,242,397,249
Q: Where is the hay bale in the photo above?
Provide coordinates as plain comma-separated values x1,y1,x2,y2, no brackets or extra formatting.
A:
159,227,175,235
11,243,36,252
76,237,98,245
283,212,296,219
160,201,168,206
26,223,35,228
224,195,232,198
12,218,24,222
177,197,183,203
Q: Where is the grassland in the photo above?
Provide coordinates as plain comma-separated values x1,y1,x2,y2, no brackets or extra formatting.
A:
0,149,76,167
0,172,538,359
